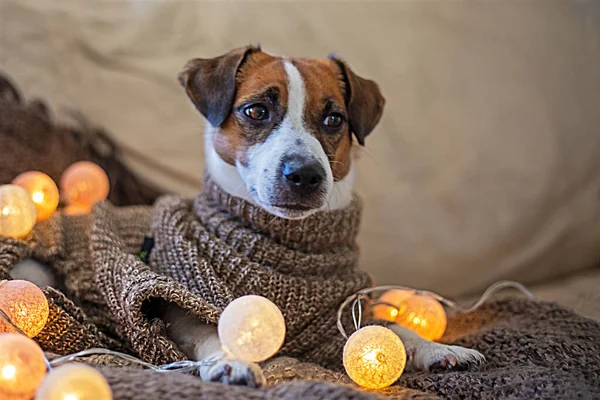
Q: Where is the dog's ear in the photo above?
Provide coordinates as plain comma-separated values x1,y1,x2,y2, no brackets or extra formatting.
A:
328,55,385,146
179,46,260,127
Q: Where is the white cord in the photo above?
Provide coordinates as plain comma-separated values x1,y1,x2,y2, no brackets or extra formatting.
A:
337,280,535,339
0,280,535,370
0,308,221,374
49,348,221,373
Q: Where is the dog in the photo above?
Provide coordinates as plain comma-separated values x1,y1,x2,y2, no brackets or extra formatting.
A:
160,45,484,388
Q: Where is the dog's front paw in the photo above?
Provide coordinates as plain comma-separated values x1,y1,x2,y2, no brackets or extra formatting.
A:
200,357,266,388
409,342,485,372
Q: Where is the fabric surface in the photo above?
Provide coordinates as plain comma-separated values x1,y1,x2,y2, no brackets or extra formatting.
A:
459,266,600,321
0,74,163,207
1,184,600,399
2,0,600,297
530,267,600,320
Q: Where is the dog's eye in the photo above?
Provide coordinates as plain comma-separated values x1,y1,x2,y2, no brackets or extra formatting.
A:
323,113,343,128
244,105,269,121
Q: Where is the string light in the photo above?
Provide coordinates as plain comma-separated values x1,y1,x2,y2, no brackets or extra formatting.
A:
12,171,60,222
343,325,406,389
337,281,535,340
60,162,109,209
0,280,49,338
0,306,223,399
62,204,92,216
0,185,37,239
218,295,286,362
0,280,534,396
373,290,447,341
337,281,535,389
35,363,112,400
0,333,47,400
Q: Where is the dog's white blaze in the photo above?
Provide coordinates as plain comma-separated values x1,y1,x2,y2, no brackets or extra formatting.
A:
282,61,308,136
205,60,354,215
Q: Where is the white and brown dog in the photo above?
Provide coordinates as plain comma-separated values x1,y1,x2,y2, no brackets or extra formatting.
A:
162,46,484,387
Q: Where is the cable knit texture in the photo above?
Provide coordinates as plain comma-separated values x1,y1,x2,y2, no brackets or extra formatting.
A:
0,176,599,399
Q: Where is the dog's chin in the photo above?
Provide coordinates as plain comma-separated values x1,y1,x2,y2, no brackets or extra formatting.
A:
265,204,321,220
253,196,325,220
248,185,330,220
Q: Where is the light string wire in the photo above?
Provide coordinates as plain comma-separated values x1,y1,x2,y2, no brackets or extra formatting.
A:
0,280,534,374
0,306,222,374
337,280,535,339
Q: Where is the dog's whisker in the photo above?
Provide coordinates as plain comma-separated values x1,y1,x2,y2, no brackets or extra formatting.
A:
335,185,343,200
262,214,280,230
234,181,247,191
325,198,332,213
353,146,380,166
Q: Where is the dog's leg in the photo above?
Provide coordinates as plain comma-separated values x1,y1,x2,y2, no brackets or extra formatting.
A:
162,305,265,387
388,324,485,372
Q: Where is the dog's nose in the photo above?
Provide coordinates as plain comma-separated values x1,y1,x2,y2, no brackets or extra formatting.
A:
282,157,325,195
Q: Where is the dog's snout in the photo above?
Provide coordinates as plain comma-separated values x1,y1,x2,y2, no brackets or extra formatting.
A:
282,156,325,195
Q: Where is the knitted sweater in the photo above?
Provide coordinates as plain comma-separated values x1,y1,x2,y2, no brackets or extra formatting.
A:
5,174,371,366
146,176,372,367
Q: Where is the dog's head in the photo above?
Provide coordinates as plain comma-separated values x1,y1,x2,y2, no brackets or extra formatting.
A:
179,46,385,219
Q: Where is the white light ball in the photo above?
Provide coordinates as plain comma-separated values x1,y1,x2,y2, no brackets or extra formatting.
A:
343,325,406,389
35,363,112,400
0,185,37,239
218,295,286,362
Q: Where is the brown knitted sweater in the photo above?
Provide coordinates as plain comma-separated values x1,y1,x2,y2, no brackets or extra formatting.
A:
2,174,370,366
147,177,371,366
90,175,371,366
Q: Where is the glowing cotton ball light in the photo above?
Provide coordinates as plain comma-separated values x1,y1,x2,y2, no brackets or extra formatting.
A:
0,333,47,400
62,204,92,216
373,290,447,341
12,171,60,222
60,162,109,209
0,280,49,338
35,363,112,400
0,185,37,239
343,325,406,389
218,295,286,362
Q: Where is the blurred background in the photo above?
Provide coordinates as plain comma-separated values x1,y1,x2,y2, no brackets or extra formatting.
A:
1,0,599,316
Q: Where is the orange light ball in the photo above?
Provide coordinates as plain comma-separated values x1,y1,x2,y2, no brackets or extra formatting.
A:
60,162,109,209
35,363,112,400
0,185,38,239
0,333,47,400
12,171,60,222
62,204,92,216
0,280,49,338
373,290,447,341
